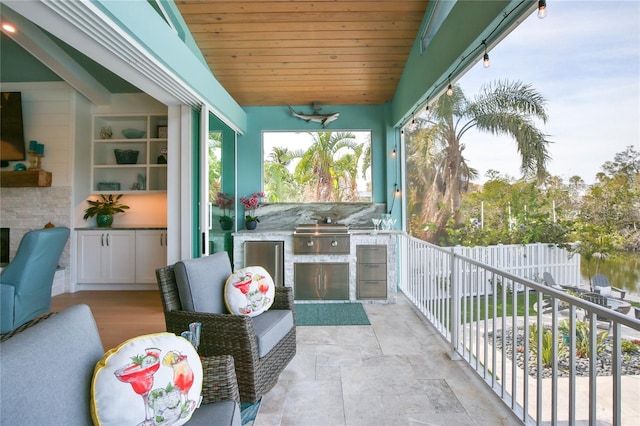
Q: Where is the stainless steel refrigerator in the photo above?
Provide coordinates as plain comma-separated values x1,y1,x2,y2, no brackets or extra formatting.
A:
243,241,284,287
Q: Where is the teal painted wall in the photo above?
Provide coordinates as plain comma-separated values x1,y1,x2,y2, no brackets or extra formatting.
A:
94,0,247,132
0,34,61,82
237,104,396,206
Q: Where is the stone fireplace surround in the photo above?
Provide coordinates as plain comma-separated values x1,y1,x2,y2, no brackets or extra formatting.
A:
0,186,72,294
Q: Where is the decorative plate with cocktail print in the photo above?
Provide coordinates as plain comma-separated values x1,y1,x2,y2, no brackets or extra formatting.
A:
224,266,275,317
91,332,202,426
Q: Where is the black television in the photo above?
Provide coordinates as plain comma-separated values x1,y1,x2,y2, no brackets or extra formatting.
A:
0,92,27,168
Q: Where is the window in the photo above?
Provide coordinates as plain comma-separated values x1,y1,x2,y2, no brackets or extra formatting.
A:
263,131,372,203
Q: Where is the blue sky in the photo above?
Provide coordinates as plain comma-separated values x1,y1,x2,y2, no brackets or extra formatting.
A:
458,1,639,184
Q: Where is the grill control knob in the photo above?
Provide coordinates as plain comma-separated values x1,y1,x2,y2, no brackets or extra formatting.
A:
331,240,338,247
307,241,314,247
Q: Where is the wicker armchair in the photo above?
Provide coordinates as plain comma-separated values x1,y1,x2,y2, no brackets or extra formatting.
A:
156,262,296,403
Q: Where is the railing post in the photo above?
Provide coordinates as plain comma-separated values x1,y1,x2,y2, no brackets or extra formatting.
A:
450,248,461,360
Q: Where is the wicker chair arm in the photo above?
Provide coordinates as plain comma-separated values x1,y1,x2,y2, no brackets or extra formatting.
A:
164,310,260,359
200,355,240,404
272,286,294,311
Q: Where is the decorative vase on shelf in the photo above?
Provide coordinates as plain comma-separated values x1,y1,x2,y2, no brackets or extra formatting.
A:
220,217,233,231
96,214,113,228
245,220,257,231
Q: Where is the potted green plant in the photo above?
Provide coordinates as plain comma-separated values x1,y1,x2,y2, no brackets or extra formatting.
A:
215,192,234,230
83,194,130,227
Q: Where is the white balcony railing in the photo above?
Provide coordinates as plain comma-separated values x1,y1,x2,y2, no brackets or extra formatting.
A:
398,235,640,425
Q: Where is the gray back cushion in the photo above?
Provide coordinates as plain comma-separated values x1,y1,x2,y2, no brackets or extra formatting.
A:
0,304,104,425
174,252,232,313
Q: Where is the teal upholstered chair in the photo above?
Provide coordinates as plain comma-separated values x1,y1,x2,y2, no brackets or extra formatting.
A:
0,227,70,333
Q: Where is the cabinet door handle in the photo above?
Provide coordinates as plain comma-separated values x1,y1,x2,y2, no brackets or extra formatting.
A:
160,234,163,246
101,233,105,247
106,233,110,246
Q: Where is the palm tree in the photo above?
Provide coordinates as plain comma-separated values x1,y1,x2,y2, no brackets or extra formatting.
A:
406,80,551,242
293,131,357,202
264,146,299,202
334,142,371,201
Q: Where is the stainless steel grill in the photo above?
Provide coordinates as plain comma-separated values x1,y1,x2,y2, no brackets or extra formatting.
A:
293,224,350,255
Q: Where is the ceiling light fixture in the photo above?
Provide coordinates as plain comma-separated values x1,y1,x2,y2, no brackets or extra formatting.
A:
1,23,16,33
538,0,547,19
446,83,453,96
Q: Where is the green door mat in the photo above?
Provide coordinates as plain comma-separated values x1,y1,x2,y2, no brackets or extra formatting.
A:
294,303,370,326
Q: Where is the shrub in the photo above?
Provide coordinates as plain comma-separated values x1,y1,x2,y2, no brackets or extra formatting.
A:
559,320,608,359
529,323,566,367
621,339,639,354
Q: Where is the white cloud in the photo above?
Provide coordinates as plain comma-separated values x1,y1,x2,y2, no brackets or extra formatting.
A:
459,1,640,183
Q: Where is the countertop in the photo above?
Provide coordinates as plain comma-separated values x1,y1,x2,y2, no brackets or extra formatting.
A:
233,228,402,235
75,226,167,230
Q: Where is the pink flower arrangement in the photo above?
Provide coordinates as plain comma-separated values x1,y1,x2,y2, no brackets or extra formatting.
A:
215,192,234,220
239,192,265,222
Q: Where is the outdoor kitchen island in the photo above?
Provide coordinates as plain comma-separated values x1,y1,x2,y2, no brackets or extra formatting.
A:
233,227,398,304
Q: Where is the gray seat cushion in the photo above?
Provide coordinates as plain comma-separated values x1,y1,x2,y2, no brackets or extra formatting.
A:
188,400,241,426
0,304,104,426
251,310,294,358
174,252,232,313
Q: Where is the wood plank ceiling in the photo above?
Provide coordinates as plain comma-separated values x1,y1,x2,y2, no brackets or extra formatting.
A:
174,0,430,107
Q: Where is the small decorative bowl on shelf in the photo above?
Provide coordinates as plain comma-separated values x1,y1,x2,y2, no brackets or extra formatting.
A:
121,128,146,139
114,149,139,164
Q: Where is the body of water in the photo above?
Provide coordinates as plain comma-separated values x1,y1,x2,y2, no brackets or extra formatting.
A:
580,251,640,298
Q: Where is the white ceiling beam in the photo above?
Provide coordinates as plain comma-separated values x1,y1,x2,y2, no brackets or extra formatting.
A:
1,5,111,105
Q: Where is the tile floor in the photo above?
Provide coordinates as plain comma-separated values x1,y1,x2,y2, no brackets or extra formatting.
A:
256,294,522,425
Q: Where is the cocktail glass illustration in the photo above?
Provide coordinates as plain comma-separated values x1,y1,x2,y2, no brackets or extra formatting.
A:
114,347,161,426
163,351,195,416
234,274,253,314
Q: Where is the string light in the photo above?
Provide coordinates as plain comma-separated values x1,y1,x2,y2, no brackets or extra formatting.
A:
402,0,541,128
538,0,547,19
482,41,490,68
425,104,430,117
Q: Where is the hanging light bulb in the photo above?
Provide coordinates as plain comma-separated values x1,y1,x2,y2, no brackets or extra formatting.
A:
425,104,430,117
537,0,547,19
482,42,490,68
446,83,453,96
391,147,397,157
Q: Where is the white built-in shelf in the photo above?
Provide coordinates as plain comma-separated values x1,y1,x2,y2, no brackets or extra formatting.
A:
91,114,167,194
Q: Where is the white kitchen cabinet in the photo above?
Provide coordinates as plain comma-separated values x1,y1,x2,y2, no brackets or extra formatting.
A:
76,230,136,284
135,230,168,283
91,114,167,194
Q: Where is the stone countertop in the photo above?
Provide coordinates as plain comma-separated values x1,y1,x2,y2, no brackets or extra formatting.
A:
233,229,402,236
75,226,167,230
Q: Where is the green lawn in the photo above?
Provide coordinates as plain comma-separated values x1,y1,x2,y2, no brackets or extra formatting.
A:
429,293,539,325
461,293,538,323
